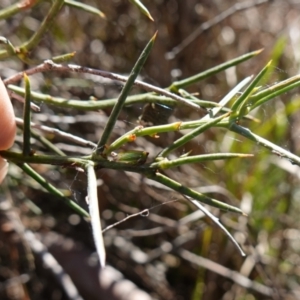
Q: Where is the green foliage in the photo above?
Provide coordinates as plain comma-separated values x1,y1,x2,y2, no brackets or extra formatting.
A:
1,1,300,299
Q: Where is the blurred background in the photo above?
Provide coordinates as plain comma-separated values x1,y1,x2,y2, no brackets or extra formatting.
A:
1,0,300,299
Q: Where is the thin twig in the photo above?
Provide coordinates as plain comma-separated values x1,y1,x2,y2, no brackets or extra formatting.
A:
4,60,200,110
165,0,271,59
102,209,150,233
8,91,40,111
178,249,274,296
102,199,180,233
15,117,97,148
0,195,83,300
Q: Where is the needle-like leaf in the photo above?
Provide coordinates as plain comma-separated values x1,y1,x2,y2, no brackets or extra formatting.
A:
154,153,253,169
150,172,246,215
86,163,106,268
64,0,106,18
23,74,31,156
230,60,272,115
18,163,89,218
158,112,230,158
94,32,157,155
183,195,246,256
129,0,154,21
170,49,263,91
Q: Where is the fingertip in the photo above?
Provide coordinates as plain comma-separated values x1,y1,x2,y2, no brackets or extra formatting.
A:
0,157,8,184
0,77,16,150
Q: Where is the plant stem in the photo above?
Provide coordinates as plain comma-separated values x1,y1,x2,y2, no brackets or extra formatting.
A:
158,112,230,158
5,62,200,110
153,153,253,169
229,123,300,165
20,0,65,53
